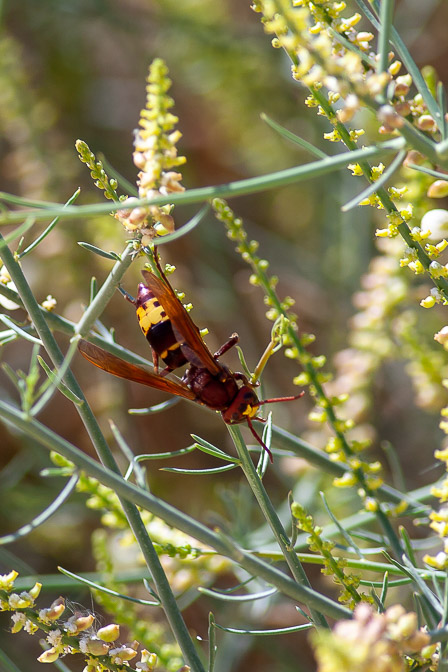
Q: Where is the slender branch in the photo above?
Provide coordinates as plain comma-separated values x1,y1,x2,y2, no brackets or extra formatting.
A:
228,425,329,628
377,0,395,80
0,138,405,224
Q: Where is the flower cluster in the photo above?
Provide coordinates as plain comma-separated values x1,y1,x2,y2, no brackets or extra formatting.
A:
76,140,120,202
310,602,432,672
253,0,448,316
91,530,184,672
291,501,364,607
115,59,186,245
424,409,448,570
0,571,157,671
255,0,443,151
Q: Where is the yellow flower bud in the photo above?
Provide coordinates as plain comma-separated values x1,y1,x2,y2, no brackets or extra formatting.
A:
395,74,412,96
37,647,60,663
110,646,138,662
389,60,402,75
435,326,448,348
97,624,120,642
0,571,18,591
83,638,110,656
417,115,437,132
428,180,448,199
29,583,42,600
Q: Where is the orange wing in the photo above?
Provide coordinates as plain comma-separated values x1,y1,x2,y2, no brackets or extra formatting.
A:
78,340,197,401
141,270,221,375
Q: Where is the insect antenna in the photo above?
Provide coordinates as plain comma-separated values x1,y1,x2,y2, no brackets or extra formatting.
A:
258,391,305,406
246,416,273,463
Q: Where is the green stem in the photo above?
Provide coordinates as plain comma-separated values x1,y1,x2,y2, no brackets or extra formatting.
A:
0,399,352,622
0,236,205,672
227,425,328,628
377,0,395,80
0,138,405,224
73,243,134,337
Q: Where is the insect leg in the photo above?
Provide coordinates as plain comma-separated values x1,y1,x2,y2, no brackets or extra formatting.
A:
214,333,239,359
246,416,273,463
118,286,136,305
152,349,160,375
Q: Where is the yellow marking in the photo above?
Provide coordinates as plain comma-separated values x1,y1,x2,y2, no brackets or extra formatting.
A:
160,343,180,360
243,404,259,418
137,302,167,334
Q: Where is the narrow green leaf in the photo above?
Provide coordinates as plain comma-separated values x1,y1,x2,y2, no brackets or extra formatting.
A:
0,475,78,545
380,571,389,609
235,345,252,378
37,356,83,405
213,622,313,636
198,586,276,602
414,593,439,632
150,204,209,246
128,397,180,415
111,420,147,489
98,152,139,196
40,467,77,478
58,566,159,606
385,553,442,620
191,433,240,462
369,587,384,612
321,491,364,558
77,241,121,260
407,163,448,180
0,330,18,345
143,578,160,601
132,446,197,461
89,276,98,303
0,314,42,345
2,217,36,245
1,362,21,392
399,525,417,567
261,113,327,159
256,413,272,478
0,138,405,225
161,464,238,475
19,188,81,259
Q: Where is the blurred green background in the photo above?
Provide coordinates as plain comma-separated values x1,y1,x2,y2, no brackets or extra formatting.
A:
1,1,448,670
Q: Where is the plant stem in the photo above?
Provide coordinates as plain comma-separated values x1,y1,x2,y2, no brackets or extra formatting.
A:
227,424,329,628
377,0,395,81
0,138,405,224
73,244,134,337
